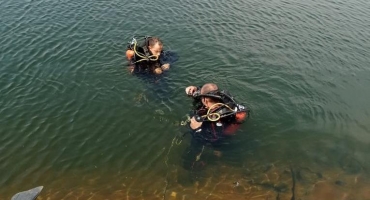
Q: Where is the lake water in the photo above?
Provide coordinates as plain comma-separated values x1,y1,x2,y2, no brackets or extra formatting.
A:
1,0,370,199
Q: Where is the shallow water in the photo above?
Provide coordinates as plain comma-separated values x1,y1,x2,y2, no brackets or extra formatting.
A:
1,0,370,199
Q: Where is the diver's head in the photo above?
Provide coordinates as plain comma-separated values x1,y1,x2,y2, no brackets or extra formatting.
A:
147,37,163,57
200,83,218,95
200,83,221,107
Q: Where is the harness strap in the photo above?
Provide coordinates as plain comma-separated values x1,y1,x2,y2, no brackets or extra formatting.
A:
127,36,160,63
142,36,152,58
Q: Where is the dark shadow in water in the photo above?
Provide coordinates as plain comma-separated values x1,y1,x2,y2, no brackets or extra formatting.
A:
178,131,257,187
176,118,259,188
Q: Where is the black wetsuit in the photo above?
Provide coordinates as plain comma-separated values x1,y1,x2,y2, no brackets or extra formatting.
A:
129,46,164,74
182,90,248,170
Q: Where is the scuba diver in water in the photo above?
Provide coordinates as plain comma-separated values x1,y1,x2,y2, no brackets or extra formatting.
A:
182,83,249,170
126,36,170,75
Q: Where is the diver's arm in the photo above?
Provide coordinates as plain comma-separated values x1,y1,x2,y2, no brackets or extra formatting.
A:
185,86,198,96
186,85,203,109
158,53,170,71
161,63,170,70
190,116,202,130
155,57,169,71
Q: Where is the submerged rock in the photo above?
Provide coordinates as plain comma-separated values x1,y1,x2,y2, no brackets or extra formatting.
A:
11,186,43,200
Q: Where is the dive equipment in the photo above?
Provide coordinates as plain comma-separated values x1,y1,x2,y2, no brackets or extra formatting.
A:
193,90,248,122
126,36,160,63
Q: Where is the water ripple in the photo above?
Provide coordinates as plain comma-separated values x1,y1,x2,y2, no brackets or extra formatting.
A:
1,0,370,198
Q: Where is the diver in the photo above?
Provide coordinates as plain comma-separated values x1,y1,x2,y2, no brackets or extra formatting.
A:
182,83,249,170
126,36,170,75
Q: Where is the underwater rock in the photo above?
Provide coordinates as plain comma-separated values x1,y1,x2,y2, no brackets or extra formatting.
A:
295,167,322,184
155,109,164,115
335,180,346,186
11,186,43,200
